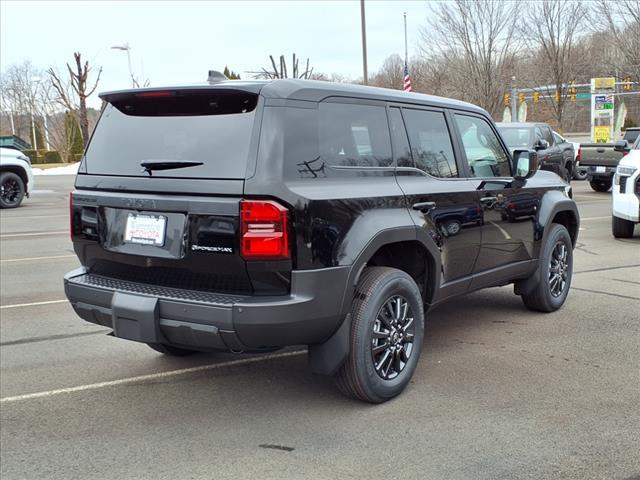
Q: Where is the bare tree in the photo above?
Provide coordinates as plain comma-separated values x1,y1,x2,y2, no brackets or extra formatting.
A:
47,52,102,145
250,54,314,79
370,54,404,90
593,0,640,83
419,0,520,117
527,0,589,130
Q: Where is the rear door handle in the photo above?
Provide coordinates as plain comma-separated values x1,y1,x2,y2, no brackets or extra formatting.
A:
412,201,436,213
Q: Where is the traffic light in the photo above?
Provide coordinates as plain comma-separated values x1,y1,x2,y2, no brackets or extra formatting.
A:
533,91,540,104
623,77,632,91
504,93,510,106
569,82,577,101
518,92,525,104
555,90,561,102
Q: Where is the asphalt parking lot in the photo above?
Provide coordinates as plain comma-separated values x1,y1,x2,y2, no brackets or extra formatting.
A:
1,175,638,480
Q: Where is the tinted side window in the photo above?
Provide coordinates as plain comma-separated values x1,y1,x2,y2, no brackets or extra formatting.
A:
388,108,412,167
534,127,544,141
454,114,511,178
318,102,392,167
543,127,554,145
402,109,457,178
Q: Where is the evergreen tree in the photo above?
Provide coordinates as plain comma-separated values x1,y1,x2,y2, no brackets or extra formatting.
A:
32,122,45,151
223,66,241,79
64,112,84,162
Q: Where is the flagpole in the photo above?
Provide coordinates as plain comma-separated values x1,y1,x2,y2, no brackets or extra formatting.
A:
403,12,408,65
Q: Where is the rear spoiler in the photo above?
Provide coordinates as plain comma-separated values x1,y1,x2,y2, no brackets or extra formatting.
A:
99,83,265,103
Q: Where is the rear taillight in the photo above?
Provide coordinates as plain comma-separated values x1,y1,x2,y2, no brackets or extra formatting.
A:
576,146,580,162
69,192,73,240
240,200,289,260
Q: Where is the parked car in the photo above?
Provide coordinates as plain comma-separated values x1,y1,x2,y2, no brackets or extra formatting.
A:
553,131,585,180
580,128,640,192
64,79,579,403
0,147,34,208
612,135,640,238
497,122,573,183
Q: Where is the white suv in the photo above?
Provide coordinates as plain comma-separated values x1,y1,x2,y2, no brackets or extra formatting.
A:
612,137,640,238
0,147,34,208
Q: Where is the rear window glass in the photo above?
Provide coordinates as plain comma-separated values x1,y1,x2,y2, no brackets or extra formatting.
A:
318,103,392,167
83,90,258,179
624,129,639,143
498,127,532,148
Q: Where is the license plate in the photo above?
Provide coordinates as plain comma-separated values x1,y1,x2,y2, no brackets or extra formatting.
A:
124,214,166,246
596,166,606,173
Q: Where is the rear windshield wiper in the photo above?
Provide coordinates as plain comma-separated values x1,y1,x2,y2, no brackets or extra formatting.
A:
140,160,204,176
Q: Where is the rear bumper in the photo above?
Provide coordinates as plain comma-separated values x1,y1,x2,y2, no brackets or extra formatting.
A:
586,165,616,180
64,266,350,352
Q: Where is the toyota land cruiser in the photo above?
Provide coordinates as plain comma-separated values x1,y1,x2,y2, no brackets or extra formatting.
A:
64,79,579,403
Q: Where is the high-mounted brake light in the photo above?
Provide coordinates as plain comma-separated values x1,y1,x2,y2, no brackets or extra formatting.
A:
240,200,290,260
135,91,175,98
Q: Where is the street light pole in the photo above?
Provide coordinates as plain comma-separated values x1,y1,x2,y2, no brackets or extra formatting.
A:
360,0,368,85
112,43,135,87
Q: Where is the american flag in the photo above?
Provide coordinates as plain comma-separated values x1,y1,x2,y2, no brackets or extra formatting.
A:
403,62,412,92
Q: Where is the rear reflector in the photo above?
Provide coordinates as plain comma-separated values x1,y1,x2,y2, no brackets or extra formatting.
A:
240,200,289,260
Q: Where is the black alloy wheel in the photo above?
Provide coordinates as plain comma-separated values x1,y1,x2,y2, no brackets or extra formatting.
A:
520,223,573,312
0,172,25,209
371,295,416,380
548,242,569,298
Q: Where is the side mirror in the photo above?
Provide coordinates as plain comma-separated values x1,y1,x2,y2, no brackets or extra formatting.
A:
613,140,630,153
513,149,538,181
534,139,549,151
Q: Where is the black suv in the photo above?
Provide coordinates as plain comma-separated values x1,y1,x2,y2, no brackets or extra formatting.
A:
496,122,573,183
65,80,579,403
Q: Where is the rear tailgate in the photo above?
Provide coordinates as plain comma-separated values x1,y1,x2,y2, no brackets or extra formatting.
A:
71,86,291,296
578,143,624,168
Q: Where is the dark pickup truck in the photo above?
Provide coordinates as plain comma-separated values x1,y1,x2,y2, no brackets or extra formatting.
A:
580,128,640,191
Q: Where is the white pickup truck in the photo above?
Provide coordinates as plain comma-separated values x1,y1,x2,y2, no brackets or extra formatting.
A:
612,136,640,238
0,147,34,208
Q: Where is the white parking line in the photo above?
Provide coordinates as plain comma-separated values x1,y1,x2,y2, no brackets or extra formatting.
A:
0,299,68,310
580,216,610,221
0,230,67,238
1,254,76,264
0,350,306,404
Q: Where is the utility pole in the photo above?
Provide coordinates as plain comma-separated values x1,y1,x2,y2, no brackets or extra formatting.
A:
361,0,368,85
511,76,517,122
404,12,408,65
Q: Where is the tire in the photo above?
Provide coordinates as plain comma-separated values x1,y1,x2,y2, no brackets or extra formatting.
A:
612,215,635,238
563,164,572,184
334,267,425,403
443,219,462,236
147,343,198,356
589,179,611,192
573,167,588,181
520,224,573,313
0,172,25,208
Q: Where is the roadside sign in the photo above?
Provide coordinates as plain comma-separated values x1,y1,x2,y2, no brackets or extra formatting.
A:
591,78,615,143
576,93,591,100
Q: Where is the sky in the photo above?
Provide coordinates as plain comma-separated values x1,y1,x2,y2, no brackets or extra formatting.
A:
1,0,431,108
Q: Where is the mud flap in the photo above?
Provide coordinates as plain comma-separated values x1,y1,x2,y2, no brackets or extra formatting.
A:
111,292,162,343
